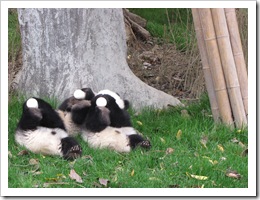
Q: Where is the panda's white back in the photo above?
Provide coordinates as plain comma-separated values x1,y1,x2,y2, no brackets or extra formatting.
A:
15,127,68,156
81,127,133,153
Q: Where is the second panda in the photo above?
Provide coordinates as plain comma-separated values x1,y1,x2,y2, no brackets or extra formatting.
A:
59,89,151,153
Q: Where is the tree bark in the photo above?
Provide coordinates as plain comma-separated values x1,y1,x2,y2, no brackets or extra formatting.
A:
16,8,182,109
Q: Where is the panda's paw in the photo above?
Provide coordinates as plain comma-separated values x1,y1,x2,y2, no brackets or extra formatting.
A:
65,144,82,160
138,140,151,149
72,100,91,110
61,137,82,161
63,144,82,161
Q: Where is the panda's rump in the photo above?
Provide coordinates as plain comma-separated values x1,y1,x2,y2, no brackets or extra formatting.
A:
15,127,68,156
81,127,131,153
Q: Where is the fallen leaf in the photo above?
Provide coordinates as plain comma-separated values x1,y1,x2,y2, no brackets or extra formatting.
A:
231,138,239,143
99,178,109,187
200,135,208,149
217,144,224,152
186,172,208,180
130,169,135,176
136,121,143,126
166,147,174,155
17,150,29,156
220,157,227,161
69,169,83,183
176,129,182,140
160,137,166,143
45,177,59,182
31,171,42,175
236,129,242,134
238,142,246,148
202,156,218,165
149,177,160,181
29,158,39,165
226,169,241,179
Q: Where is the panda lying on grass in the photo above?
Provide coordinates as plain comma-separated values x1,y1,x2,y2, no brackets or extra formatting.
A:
58,88,151,153
15,88,151,159
15,97,82,160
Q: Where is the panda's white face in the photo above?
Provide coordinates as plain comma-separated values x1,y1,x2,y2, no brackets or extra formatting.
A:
15,127,68,156
97,89,125,109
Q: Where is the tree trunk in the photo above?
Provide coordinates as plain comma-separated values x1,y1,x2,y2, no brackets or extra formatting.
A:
16,8,182,109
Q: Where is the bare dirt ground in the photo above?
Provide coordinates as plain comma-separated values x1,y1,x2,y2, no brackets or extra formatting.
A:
126,37,205,100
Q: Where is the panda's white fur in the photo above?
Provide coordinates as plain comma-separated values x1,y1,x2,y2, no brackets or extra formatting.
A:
15,127,68,156
74,89,86,100
98,89,125,109
81,126,137,153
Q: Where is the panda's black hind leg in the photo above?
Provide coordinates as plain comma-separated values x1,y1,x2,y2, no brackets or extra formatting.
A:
128,134,151,150
61,137,82,160
17,98,43,130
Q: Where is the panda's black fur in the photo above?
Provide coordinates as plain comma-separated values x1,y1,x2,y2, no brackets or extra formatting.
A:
15,97,82,160
83,92,151,151
60,88,151,152
57,88,95,135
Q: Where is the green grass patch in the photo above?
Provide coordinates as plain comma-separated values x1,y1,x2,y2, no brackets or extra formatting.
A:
129,8,194,51
8,9,21,62
8,95,248,188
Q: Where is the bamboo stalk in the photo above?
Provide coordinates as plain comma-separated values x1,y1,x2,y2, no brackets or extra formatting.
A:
198,8,234,127
211,8,247,128
192,8,220,122
224,8,248,116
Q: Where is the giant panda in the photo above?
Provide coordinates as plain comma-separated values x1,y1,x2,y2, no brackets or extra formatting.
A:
68,89,151,153
15,97,82,160
57,88,95,136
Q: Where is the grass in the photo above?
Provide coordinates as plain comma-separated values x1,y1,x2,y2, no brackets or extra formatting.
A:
8,95,248,188
129,8,194,51
8,9,21,62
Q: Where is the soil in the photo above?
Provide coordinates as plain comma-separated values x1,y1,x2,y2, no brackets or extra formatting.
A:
126,37,204,100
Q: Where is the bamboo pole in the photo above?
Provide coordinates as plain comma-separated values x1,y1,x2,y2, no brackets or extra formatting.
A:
192,8,220,122
198,8,234,127
224,8,248,116
211,8,247,128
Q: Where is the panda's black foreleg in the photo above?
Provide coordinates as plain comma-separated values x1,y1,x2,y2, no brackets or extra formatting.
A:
61,137,82,160
128,134,151,149
71,100,91,125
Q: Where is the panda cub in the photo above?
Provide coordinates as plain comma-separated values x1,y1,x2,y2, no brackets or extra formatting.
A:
15,97,82,160
73,89,151,153
57,88,95,136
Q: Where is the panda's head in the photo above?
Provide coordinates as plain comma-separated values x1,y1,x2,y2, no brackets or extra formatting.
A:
92,90,132,128
73,88,96,100
97,89,129,110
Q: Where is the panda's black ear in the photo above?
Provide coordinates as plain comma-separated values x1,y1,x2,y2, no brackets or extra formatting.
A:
124,100,130,110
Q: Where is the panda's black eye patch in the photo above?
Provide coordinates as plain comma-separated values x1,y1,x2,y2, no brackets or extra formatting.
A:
51,131,56,135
